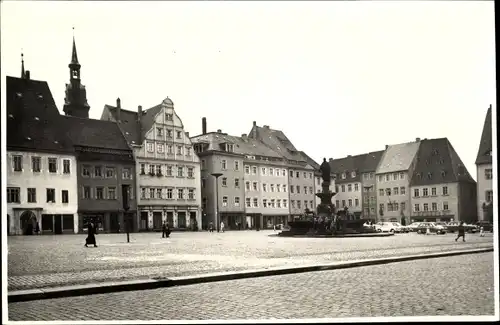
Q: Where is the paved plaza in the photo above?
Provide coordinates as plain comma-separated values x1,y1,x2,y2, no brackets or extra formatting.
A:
8,230,494,291
8,252,496,321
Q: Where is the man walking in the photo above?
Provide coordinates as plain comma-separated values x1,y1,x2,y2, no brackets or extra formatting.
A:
162,221,167,238
455,221,466,242
479,225,485,237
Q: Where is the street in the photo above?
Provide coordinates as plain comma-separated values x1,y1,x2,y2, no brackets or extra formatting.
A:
8,252,495,321
8,231,494,291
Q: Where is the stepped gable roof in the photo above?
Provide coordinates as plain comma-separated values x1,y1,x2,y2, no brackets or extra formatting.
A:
6,76,73,153
475,106,492,165
376,141,421,174
360,150,385,173
329,154,366,184
61,115,131,151
250,125,307,163
192,132,283,159
410,138,475,186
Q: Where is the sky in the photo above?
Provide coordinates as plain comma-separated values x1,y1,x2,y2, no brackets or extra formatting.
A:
1,1,496,180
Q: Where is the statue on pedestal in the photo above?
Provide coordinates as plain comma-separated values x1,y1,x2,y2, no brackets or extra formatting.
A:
319,158,331,186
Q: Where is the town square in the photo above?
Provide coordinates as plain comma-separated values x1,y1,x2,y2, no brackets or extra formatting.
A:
2,1,497,323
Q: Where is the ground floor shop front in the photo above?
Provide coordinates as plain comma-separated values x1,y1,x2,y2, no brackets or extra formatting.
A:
244,214,288,230
7,207,78,235
138,205,201,231
78,210,137,234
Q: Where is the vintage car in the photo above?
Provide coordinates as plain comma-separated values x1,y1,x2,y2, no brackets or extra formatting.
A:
415,222,447,235
446,222,478,233
407,222,422,232
375,222,400,233
476,221,493,232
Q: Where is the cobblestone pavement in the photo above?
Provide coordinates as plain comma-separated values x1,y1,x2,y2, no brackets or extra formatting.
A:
8,231,494,291
8,253,496,321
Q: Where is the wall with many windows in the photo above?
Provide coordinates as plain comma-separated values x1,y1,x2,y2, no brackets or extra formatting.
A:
289,166,316,216
375,171,410,222
410,183,459,222
7,151,78,234
476,163,493,221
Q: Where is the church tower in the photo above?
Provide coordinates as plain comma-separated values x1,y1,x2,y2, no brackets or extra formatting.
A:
63,31,90,118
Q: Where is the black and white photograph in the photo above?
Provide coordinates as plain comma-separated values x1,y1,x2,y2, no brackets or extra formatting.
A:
1,1,497,323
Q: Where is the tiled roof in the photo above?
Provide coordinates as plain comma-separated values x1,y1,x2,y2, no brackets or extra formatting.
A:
191,132,283,159
6,76,73,153
329,154,366,184
61,115,131,151
376,141,421,174
475,105,492,165
410,138,475,186
250,125,307,163
103,104,163,146
359,150,385,172
299,151,320,169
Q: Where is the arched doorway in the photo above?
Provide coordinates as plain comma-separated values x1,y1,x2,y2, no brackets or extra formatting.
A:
20,210,37,235
7,214,11,235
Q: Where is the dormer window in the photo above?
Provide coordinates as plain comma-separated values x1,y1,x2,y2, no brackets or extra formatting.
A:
226,144,234,152
417,173,422,179
16,92,22,98
432,149,438,156
351,171,356,178
341,173,346,179
441,170,447,177
427,172,432,179
176,131,182,139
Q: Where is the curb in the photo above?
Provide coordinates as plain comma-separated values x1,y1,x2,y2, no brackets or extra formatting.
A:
8,247,493,303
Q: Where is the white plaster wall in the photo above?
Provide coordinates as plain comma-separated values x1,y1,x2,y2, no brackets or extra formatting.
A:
476,164,493,220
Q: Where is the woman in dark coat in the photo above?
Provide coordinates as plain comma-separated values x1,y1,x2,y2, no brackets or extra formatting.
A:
85,222,98,247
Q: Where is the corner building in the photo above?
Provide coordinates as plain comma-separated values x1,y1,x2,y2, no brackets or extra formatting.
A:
475,105,493,222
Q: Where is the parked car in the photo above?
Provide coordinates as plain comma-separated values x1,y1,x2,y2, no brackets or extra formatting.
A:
375,222,399,233
415,222,447,235
446,222,478,233
476,221,493,232
391,222,409,233
464,223,478,233
408,222,422,232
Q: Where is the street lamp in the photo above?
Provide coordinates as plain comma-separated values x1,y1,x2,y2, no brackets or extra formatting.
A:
211,172,223,232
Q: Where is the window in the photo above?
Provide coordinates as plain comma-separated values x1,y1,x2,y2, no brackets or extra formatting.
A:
354,184,359,191
385,174,390,181
486,190,493,202
157,143,164,153
261,167,267,175
290,185,294,193
348,184,352,192
222,196,228,207
149,188,155,199
165,113,173,121
283,199,288,208
222,177,227,186
94,166,103,177
386,188,391,196
423,188,428,197
341,173,346,179
252,166,257,175
235,196,240,206
157,127,163,137
106,167,115,178
304,186,308,194
442,186,448,196
296,185,300,193
253,182,258,191
283,185,287,192
6,188,20,203
399,172,405,179
48,158,57,173
149,164,155,175
245,166,250,174
167,129,173,137
201,159,206,170
176,131,182,139
414,204,420,212
235,178,240,188
245,181,250,191
393,202,399,211
485,169,493,180
291,200,295,208
177,166,184,177
429,187,436,196
27,188,36,203
297,200,301,209
234,161,240,171
310,186,313,194
167,188,173,199
84,186,91,199
32,156,41,172
246,198,251,208
122,168,132,179
296,171,300,178
431,202,437,211
186,147,191,156
370,172,374,179
351,171,356,178
262,183,267,192
167,145,173,154
342,200,346,207
269,168,274,176
379,189,384,196
13,155,23,171
304,200,308,209
423,203,429,212
393,187,399,195
222,160,227,170
276,169,280,176
414,189,420,197
262,199,267,208
393,173,398,181
270,199,276,208
309,173,313,179
46,188,56,202
355,199,359,207
443,202,449,211
178,189,184,199
95,187,104,200
167,166,173,176
290,170,294,178
147,142,154,152
348,199,352,207
401,202,406,211
140,164,146,175
177,146,183,155
341,185,345,192
253,198,258,208
400,187,406,195
271,184,275,192
60,159,71,174
378,175,383,182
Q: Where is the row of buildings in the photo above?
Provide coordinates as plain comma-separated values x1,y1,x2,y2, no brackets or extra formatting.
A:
6,37,494,235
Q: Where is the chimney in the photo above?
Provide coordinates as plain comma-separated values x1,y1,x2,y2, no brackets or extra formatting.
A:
137,105,143,144
253,121,256,127
202,117,207,135
25,70,30,80
416,137,421,142
185,132,190,138
385,145,389,149
251,121,258,139
217,129,222,133
116,98,121,122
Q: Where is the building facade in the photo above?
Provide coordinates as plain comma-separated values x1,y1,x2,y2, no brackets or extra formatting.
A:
6,73,78,235
409,138,477,223
101,98,202,231
375,140,421,223
360,151,384,221
329,155,363,218
475,105,493,222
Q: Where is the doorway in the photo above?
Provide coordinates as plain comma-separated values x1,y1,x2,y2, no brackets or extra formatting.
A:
153,212,162,230
177,212,186,228
54,215,62,234
7,214,11,235
20,210,36,235
110,213,119,233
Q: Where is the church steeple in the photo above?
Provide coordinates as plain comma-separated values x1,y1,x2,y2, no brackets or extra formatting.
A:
63,28,90,118
21,52,26,79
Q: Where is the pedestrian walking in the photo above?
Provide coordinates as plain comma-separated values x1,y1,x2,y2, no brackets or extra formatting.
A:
455,221,466,242
35,222,40,235
162,221,167,238
85,222,98,247
480,226,485,237
220,221,225,233
209,221,214,232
